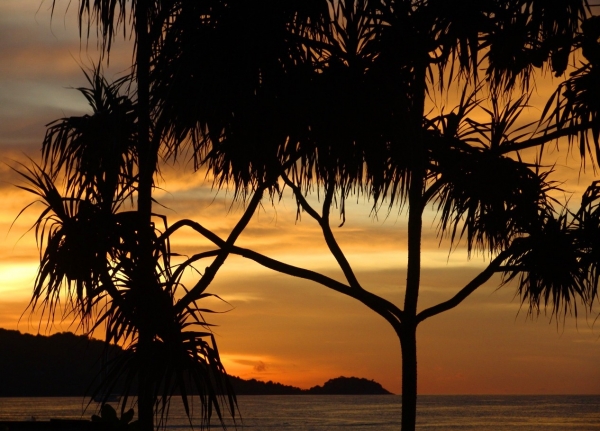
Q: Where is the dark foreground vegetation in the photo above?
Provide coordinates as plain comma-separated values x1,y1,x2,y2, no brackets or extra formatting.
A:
0,329,390,396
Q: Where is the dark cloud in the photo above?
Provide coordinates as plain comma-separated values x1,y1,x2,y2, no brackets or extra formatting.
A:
253,361,268,372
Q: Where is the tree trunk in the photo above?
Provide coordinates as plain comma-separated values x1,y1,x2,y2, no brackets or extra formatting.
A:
134,1,156,430
400,323,418,431
402,137,424,431
402,168,423,431
137,330,154,431
401,172,423,431
399,58,427,431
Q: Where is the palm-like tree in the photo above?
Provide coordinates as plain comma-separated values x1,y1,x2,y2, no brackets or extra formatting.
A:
26,1,282,428
18,69,238,428
147,1,600,430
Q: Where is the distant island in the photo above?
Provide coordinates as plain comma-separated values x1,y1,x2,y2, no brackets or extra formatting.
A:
229,375,391,395
0,329,392,396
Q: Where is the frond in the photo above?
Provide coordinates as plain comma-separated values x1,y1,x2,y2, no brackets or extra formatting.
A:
572,181,600,306
94,265,237,429
42,67,138,210
14,162,116,327
477,92,535,151
60,0,169,54
501,206,596,319
423,0,497,82
501,179,600,320
151,0,416,209
483,0,590,89
542,52,600,166
433,149,555,255
50,0,131,53
426,84,484,145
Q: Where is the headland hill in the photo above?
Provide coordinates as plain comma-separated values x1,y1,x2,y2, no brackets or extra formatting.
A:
0,328,392,396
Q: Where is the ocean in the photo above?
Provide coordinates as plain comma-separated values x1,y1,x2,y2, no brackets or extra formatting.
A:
0,395,599,430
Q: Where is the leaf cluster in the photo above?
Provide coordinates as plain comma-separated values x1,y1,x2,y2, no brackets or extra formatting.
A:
145,1,593,208
502,181,600,318
16,65,236,427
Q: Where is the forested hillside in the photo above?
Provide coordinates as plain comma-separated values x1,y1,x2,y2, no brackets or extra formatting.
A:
0,329,391,396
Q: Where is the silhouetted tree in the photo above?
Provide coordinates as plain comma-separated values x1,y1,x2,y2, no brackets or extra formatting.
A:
147,1,600,430
17,67,248,428
16,0,274,429
20,1,600,430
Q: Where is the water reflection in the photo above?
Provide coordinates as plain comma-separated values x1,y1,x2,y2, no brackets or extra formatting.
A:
1,395,599,430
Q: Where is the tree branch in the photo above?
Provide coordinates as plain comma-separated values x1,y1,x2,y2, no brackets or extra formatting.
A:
156,219,224,248
229,244,404,328
499,123,592,154
281,173,322,222
282,173,362,290
416,249,511,324
174,186,266,314
168,250,221,293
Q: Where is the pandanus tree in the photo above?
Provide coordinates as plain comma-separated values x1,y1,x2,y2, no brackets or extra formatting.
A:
16,0,279,429
148,1,600,430
18,70,242,428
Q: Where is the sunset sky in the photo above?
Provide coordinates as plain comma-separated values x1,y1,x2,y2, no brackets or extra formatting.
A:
0,0,598,395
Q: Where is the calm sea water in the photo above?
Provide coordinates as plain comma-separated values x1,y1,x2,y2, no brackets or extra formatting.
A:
0,395,599,430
